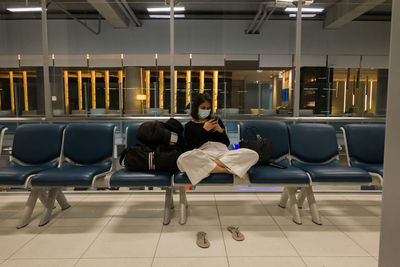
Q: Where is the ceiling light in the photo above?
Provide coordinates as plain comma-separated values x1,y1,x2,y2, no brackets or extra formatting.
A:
289,13,317,17
147,7,185,12
7,7,42,12
149,14,185,18
285,7,324,13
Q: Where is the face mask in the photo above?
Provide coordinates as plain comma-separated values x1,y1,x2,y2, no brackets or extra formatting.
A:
198,109,211,119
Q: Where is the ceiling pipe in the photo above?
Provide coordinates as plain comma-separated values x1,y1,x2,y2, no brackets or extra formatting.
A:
117,0,142,27
245,4,263,34
252,5,276,34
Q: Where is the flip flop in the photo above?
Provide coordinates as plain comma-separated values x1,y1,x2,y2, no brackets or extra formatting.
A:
196,231,210,248
227,226,245,241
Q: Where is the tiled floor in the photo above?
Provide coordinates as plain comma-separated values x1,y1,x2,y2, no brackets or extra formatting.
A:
0,192,381,267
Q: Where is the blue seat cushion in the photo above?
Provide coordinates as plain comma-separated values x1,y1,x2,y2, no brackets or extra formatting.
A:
31,161,111,186
249,160,309,184
351,160,383,177
174,172,233,184
110,169,171,187
0,161,58,186
293,160,372,183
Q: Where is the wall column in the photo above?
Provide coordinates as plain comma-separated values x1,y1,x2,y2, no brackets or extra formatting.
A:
213,71,218,113
91,70,96,109
379,1,400,266
199,70,205,93
63,70,69,113
105,70,110,109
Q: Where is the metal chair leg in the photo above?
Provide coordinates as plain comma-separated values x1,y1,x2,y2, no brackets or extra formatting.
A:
163,187,174,225
279,187,289,208
56,189,71,210
287,187,302,225
297,187,307,209
179,186,187,225
38,189,48,206
38,188,58,227
305,186,322,225
17,188,40,229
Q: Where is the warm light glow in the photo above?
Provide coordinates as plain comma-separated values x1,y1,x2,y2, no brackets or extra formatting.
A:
189,53,192,60
120,53,124,59
343,81,347,113
369,81,373,110
17,54,21,61
352,94,355,105
136,94,147,101
155,53,158,60
86,54,90,60
7,7,42,12
52,54,55,60
147,7,185,12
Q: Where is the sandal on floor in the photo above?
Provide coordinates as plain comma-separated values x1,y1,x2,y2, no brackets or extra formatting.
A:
196,231,210,248
227,226,245,241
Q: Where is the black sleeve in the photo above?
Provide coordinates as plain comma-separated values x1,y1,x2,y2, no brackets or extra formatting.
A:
216,119,230,147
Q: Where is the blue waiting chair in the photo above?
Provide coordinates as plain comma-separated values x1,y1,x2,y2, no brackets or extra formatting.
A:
109,123,174,225
31,123,116,226
0,124,68,228
341,124,385,185
289,123,373,223
239,121,314,225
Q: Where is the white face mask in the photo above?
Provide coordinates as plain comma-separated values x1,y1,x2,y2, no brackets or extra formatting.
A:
198,109,211,119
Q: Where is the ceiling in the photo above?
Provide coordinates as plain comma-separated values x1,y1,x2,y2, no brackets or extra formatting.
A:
0,0,392,21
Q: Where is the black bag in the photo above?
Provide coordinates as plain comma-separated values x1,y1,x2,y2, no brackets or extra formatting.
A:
137,119,184,149
239,127,273,165
119,144,181,172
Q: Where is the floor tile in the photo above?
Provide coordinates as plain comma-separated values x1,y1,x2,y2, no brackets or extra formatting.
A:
156,225,226,257
0,227,41,260
59,206,120,218
344,194,382,206
362,206,382,216
11,227,101,259
170,205,220,226
1,259,77,267
184,193,216,206
228,257,306,267
152,257,229,267
223,226,298,257
338,225,381,256
50,217,111,227
325,216,381,226
82,225,161,258
314,205,377,216
217,205,276,226
303,256,378,267
281,225,369,257
215,193,262,206
75,258,152,267
256,193,282,206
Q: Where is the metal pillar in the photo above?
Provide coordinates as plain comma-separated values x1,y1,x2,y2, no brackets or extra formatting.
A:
293,0,302,117
170,0,175,116
42,0,53,118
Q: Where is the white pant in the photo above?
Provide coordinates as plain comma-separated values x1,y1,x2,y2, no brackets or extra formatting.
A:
177,141,259,185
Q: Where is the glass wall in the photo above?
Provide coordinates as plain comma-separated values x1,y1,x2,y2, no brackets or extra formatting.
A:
0,0,390,118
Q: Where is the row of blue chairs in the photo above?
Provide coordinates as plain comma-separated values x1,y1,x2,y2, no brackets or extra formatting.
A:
0,122,384,228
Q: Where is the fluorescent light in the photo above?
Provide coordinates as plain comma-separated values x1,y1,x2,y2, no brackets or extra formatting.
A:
149,14,185,18
7,7,42,12
285,7,324,13
289,13,317,18
147,7,185,12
